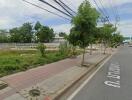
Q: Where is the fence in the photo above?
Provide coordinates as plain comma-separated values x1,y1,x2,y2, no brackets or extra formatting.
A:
0,43,60,50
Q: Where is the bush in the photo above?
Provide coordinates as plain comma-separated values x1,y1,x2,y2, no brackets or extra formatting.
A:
2,65,19,74
37,43,46,57
59,42,71,55
0,50,72,77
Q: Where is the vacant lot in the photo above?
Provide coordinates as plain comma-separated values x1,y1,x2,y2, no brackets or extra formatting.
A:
0,50,70,77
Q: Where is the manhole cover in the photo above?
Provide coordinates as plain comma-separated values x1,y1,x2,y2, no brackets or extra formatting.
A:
0,81,8,90
29,89,41,97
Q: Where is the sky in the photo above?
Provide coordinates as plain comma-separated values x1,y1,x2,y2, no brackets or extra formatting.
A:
0,0,132,36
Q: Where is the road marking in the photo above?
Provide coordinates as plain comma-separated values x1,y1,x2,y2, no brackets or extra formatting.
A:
67,55,113,100
104,81,120,88
104,62,121,88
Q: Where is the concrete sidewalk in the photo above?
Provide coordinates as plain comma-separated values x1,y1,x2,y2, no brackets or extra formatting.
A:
0,52,108,100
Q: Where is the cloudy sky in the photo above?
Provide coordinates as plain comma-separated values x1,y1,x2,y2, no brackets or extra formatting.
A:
0,0,132,36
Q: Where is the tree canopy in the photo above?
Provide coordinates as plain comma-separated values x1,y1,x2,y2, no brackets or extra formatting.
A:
10,23,33,43
68,0,100,65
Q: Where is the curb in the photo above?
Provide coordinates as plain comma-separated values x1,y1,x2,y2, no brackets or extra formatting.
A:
53,54,109,100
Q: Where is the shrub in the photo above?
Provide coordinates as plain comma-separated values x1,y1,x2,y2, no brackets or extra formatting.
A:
37,43,46,57
59,42,71,55
2,65,19,74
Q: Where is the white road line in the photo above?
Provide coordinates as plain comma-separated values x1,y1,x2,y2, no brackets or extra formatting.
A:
67,54,114,100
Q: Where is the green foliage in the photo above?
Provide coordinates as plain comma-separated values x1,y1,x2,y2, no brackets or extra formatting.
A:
36,26,55,43
34,21,41,31
111,33,124,48
68,27,80,47
0,29,10,43
59,32,67,37
0,50,70,77
97,24,117,54
0,35,9,43
58,42,72,57
10,23,33,43
34,21,55,43
10,27,20,42
8,21,55,43
71,0,99,48
19,23,33,43
98,24,116,45
69,0,100,65
37,43,46,57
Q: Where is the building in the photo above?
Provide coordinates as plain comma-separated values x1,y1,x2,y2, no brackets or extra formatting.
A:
53,35,66,43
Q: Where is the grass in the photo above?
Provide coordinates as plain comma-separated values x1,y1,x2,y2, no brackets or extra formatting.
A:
0,50,71,77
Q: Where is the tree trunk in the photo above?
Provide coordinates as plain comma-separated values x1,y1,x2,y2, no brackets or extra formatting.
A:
100,40,103,54
90,44,93,55
103,44,107,54
81,48,85,66
101,43,103,54
73,46,76,55
110,47,113,54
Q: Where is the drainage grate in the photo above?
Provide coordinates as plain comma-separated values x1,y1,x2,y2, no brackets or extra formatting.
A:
29,89,41,97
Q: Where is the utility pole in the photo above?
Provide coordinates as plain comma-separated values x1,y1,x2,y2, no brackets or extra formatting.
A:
101,16,109,24
115,16,120,28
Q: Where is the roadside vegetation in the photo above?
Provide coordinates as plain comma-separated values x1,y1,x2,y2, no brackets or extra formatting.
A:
0,47,81,77
67,0,124,65
0,0,124,77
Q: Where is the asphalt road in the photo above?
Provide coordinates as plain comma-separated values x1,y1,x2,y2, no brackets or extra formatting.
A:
70,46,132,100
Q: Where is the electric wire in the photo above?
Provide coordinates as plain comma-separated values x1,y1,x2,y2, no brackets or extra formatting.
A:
93,0,110,24
53,0,74,17
22,0,71,21
98,0,111,22
58,0,77,14
108,0,118,22
38,0,72,18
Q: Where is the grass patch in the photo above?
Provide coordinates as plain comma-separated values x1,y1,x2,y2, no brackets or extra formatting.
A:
0,50,71,77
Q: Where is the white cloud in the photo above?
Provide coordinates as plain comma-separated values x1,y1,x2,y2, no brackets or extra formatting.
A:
52,23,72,33
118,20,132,36
0,0,132,36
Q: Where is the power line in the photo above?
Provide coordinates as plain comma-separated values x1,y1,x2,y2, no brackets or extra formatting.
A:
58,0,77,15
108,0,117,21
110,0,120,27
98,0,111,21
93,0,110,24
93,0,106,17
38,0,72,18
112,0,120,25
98,0,108,15
64,0,77,12
53,0,74,17
22,0,71,21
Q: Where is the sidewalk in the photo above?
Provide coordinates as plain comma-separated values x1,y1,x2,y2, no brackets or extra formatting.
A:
0,52,108,100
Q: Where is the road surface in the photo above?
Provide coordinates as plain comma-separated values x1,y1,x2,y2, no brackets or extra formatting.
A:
69,46,132,100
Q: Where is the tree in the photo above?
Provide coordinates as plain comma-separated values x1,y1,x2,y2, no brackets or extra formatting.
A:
67,27,80,56
97,24,117,54
34,21,41,31
111,32,124,48
19,22,33,43
0,29,9,43
34,21,55,43
71,0,100,65
59,32,67,37
10,23,33,43
36,26,55,43
89,34,96,55
10,28,21,43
